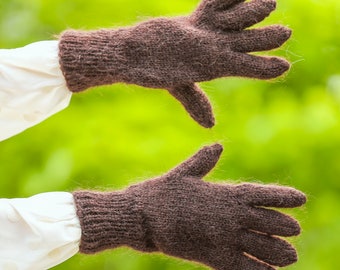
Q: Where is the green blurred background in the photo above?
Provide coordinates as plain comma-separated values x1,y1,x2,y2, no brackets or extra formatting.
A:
0,0,339,269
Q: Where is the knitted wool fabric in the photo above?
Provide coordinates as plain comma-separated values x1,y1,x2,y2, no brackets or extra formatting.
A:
73,144,306,270
59,0,291,128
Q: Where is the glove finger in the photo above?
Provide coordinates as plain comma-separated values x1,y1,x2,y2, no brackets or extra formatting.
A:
191,0,245,29
211,0,277,31
165,143,223,180
167,83,215,128
195,0,245,14
229,25,291,53
204,251,274,270
242,207,301,236
236,183,307,208
240,230,298,267
218,53,290,79
238,254,275,270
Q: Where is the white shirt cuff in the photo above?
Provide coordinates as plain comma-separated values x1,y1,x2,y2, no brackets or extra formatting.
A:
0,41,72,142
0,192,81,270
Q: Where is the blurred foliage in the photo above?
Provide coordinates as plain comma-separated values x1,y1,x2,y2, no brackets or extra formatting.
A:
1,0,340,269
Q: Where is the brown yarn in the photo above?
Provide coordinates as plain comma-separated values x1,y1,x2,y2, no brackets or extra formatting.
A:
73,144,306,270
59,0,291,128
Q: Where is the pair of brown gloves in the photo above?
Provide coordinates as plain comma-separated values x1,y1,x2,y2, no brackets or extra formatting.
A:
58,0,306,269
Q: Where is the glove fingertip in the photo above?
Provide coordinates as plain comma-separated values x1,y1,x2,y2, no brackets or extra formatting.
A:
261,0,277,12
200,113,215,128
290,219,302,236
192,105,215,128
201,143,224,158
265,57,291,79
276,187,307,208
271,25,292,44
291,189,307,207
281,58,291,74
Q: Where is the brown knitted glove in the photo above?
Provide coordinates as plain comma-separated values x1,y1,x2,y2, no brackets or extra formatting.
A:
73,144,306,270
59,0,291,128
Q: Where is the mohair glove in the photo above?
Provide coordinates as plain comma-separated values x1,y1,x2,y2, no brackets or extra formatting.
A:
73,144,306,270
59,0,291,128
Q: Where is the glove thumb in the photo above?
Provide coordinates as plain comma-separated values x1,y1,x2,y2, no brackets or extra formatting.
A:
168,83,215,128
165,143,223,180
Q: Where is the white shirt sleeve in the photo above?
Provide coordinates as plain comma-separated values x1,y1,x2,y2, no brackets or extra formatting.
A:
0,192,81,270
0,41,72,142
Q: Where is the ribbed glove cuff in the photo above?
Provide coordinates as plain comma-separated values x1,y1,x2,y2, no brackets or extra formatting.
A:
59,29,125,92
73,190,145,254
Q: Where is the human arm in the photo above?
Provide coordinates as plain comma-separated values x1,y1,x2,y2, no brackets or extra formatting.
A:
0,0,291,142
59,0,291,128
0,144,305,270
73,144,306,270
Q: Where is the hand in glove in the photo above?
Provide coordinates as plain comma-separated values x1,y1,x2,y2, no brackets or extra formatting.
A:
59,0,291,128
73,144,306,270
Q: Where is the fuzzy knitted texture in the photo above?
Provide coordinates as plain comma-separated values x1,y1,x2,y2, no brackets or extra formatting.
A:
59,0,291,128
73,144,306,270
